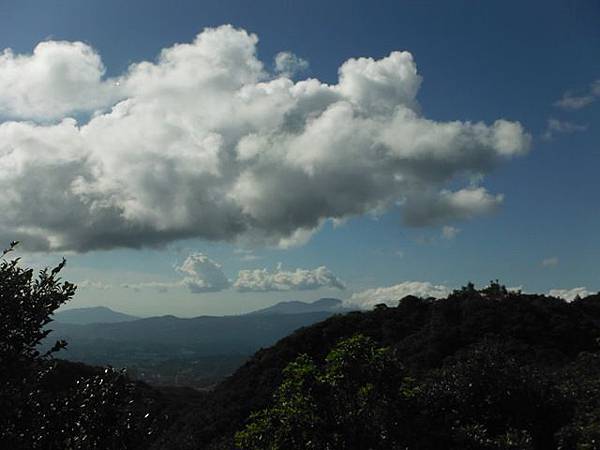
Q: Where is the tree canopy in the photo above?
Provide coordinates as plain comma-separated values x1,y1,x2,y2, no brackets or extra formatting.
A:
0,242,156,449
2,244,600,449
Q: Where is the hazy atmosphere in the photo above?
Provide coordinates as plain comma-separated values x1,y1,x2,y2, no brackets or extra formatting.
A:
1,0,598,316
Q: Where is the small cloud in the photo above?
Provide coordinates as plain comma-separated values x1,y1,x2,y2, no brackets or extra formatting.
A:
234,248,261,262
541,257,559,268
555,94,595,110
121,281,178,293
274,51,309,77
176,253,231,293
122,253,230,294
542,118,587,140
549,287,592,302
348,281,451,309
276,226,320,249
239,254,260,262
118,253,343,296
441,225,460,240
234,264,345,292
414,234,436,245
554,79,600,110
76,279,113,290
403,187,504,227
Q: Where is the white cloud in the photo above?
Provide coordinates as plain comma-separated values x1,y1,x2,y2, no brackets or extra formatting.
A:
114,253,343,295
119,252,230,293
403,187,504,226
121,280,178,293
348,281,451,309
541,257,559,268
554,79,600,110
441,225,460,240
234,248,260,261
0,41,120,120
76,279,113,290
542,118,587,140
0,25,530,252
233,264,345,292
274,51,308,77
555,94,595,110
549,287,592,301
176,253,230,293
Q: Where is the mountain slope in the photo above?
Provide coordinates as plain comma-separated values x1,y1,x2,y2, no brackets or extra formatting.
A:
46,311,336,364
54,306,139,324
152,288,600,449
247,297,352,315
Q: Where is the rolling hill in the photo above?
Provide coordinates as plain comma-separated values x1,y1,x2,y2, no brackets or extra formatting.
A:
53,306,140,324
246,297,352,315
45,308,339,387
146,287,600,449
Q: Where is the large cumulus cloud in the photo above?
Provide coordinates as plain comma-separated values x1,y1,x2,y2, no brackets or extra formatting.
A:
0,25,531,252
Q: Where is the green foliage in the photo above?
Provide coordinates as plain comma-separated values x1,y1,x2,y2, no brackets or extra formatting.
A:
235,335,592,450
235,335,416,449
422,340,567,449
5,258,598,450
0,241,75,446
231,284,600,450
0,242,156,449
0,242,74,364
555,352,600,449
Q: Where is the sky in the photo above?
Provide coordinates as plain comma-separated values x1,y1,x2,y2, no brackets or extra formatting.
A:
0,0,598,316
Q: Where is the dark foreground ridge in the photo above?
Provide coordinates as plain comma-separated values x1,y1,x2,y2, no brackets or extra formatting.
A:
151,284,600,449
3,251,600,450
54,305,140,324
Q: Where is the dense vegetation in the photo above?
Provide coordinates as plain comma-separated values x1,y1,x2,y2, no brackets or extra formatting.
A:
0,242,160,448
163,283,600,449
2,244,600,449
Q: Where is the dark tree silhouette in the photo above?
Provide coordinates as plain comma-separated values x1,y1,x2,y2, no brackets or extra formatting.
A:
0,242,156,449
232,285,600,450
4,245,600,450
235,334,417,449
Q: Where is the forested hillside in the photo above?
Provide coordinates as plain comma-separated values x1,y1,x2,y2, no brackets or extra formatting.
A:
3,245,600,449
150,283,600,449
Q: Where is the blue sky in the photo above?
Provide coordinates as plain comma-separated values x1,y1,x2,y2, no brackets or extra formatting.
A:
0,0,598,315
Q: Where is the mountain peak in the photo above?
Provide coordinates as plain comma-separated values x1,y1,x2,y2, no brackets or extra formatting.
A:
247,297,348,316
312,298,343,307
53,306,139,325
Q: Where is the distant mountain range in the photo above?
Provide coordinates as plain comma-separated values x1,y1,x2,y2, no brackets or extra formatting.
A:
54,306,139,324
47,311,335,359
155,290,600,448
45,298,351,387
53,297,351,325
247,297,353,315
